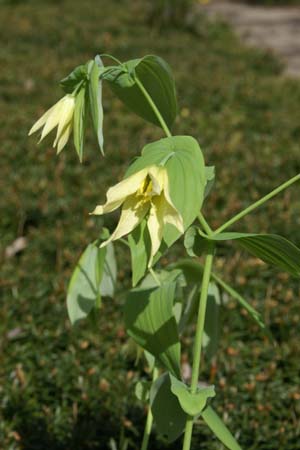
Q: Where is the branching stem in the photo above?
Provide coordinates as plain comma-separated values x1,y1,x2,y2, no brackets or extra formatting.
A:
214,173,300,235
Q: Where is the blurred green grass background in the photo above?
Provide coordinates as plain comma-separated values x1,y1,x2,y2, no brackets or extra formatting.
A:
1,0,300,449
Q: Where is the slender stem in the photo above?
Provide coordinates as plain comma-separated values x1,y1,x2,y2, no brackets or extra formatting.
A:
197,211,213,235
182,245,215,450
214,173,300,235
141,366,159,450
134,77,172,137
99,53,123,65
149,268,161,286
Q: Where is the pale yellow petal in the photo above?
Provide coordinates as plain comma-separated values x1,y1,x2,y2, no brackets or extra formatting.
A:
162,197,184,233
39,101,64,141
156,167,184,232
91,168,149,215
148,165,164,195
55,95,75,143
28,104,56,136
55,122,72,154
147,195,165,266
100,197,149,247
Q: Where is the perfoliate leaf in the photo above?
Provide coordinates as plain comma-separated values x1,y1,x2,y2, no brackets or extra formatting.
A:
67,242,116,325
126,136,206,248
128,219,151,286
170,374,215,416
103,55,177,129
202,406,243,450
150,373,186,443
190,229,300,278
60,64,88,93
124,281,181,377
88,58,104,154
73,87,86,162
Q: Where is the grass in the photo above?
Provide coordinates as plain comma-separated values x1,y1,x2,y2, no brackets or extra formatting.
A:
1,0,300,449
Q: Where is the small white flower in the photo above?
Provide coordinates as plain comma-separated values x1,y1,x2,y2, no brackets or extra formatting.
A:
29,94,75,153
91,165,184,266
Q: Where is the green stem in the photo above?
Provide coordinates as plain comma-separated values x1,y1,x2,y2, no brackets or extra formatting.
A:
182,245,215,450
99,53,123,65
214,173,300,235
134,76,172,137
197,211,213,235
141,366,159,450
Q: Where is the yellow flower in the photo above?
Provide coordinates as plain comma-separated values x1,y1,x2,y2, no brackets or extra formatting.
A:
29,94,75,153
92,166,184,266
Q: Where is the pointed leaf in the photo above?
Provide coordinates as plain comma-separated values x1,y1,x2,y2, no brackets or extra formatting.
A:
124,282,181,377
104,55,177,129
202,406,243,450
99,242,117,297
88,59,104,154
67,242,116,324
73,87,86,162
191,230,300,278
170,374,215,416
150,373,186,443
60,64,88,93
128,219,151,286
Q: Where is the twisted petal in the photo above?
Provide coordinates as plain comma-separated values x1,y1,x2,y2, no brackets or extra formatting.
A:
147,195,165,266
91,168,148,215
100,196,149,247
39,100,64,141
54,95,75,144
28,103,57,136
147,192,184,266
55,122,73,154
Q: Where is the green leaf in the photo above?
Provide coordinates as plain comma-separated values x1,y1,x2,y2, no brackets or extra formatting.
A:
73,87,86,162
99,242,117,298
128,219,151,286
172,259,270,336
203,282,220,361
104,55,177,129
67,242,116,325
150,373,186,443
60,64,88,93
135,380,150,402
192,229,300,277
204,165,215,199
88,59,104,154
124,281,181,377
211,270,272,338
202,406,243,450
126,136,206,248
184,226,211,257
170,374,215,416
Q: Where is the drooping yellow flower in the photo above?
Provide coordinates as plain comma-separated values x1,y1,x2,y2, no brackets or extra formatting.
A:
29,94,75,153
92,166,184,266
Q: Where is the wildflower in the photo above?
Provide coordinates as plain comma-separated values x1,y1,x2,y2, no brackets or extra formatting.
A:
92,165,184,266
29,94,75,153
